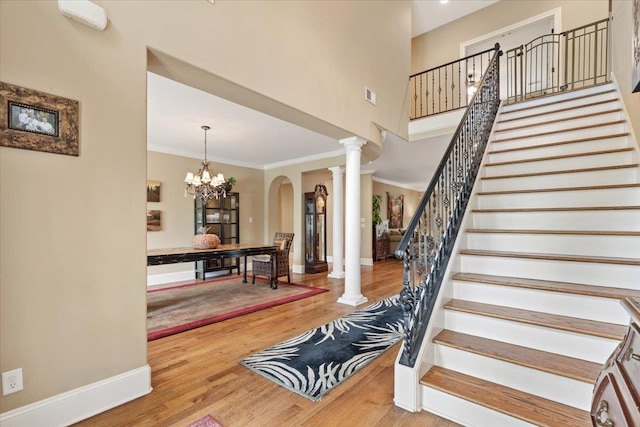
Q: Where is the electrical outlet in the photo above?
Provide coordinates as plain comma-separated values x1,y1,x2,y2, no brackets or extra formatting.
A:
2,368,24,395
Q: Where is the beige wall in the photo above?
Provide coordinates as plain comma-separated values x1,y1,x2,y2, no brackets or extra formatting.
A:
146,151,264,277
0,0,409,414
611,0,640,145
373,181,423,231
412,0,608,74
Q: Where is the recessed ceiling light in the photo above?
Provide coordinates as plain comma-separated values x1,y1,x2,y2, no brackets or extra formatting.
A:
440,0,448,3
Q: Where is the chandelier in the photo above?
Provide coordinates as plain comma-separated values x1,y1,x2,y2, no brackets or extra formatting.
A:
184,125,226,204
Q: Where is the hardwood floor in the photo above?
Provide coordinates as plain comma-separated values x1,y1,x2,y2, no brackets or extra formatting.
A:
73,259,460,427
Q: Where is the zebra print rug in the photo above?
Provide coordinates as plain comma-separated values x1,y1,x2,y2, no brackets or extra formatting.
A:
239,295,403,401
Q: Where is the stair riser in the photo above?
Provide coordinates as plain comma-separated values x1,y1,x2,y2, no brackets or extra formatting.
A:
472,210,640,231
484,151,635,177
487,136,631,163
477,187,640,209
452,280,631,324
421,386,537,427
443,310,620,362
434,346,592,409
466,233,640,258
481,168,639,192
495,101,621,130
500,85,616,114
494,112,624,139
460,255,640,288
490,123,627,151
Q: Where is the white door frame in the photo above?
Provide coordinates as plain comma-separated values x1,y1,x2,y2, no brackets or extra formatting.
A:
459,7,562,58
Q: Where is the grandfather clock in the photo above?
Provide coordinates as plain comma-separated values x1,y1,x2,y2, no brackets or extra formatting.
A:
304,184,328,274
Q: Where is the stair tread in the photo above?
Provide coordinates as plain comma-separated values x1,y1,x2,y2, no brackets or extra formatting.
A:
433,330,601,383
493,120,626,143
444,299,627,339
473,205,640,212
481,163,639,180
421,366,592,427
490,133,630,155
485,147,634,167
501,87,616,114
459,249,640,266
466,228,640,236
495,108,622,132
477,182,640,195
498,99,619,123
452,272,640,300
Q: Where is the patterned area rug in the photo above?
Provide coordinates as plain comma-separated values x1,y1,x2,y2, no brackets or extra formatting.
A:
239,295,403,401
147,276,327,341
186,414,222,427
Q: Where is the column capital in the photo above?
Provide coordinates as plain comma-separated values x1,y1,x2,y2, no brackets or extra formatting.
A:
328,166,345,175
339,136,367,151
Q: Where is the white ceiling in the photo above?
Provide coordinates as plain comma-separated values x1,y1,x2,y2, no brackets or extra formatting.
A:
147,0,499,190
411,0,500,38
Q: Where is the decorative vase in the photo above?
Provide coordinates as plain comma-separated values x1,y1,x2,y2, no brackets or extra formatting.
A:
192,227,220,249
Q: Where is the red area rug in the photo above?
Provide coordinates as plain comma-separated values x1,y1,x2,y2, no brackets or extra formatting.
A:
147,275,327,341
186,414,222,427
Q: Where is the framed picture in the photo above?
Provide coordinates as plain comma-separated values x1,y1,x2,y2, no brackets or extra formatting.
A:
0,82,79,156
387,192,404,229
147,180,161,202
633,0,640,93
147,210,162,232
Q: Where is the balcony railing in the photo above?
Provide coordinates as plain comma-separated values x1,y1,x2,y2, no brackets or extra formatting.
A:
506,18,609,104
397,48,501,367
409,44,500,120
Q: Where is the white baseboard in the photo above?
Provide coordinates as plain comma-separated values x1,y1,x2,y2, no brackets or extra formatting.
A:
147,270,194,286
0,365,152,427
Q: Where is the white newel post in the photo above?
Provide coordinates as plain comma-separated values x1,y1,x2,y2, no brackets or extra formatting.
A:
328,166,345,279
337,137,368,306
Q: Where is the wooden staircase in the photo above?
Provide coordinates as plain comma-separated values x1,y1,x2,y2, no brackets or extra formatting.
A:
417,84,640,427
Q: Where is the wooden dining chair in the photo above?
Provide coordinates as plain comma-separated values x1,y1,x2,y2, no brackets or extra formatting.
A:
251,232,294,289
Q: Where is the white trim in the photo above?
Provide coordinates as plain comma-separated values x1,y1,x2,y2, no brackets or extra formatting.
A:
372,176,423,192
148,144,346,172
361,257,373,266
264,148,346,170
146,270,194,286
0,365,151,427
459,7,562,58
609,74,640,152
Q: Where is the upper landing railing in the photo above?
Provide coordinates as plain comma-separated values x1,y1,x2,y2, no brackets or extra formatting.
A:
409,44,500,120
506,18,610,104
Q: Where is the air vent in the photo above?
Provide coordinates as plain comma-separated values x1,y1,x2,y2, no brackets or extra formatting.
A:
365,86,377,105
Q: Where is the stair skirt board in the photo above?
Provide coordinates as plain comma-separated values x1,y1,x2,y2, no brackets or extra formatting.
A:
433,346,593,410
442,310,620,362
451,281,633,325
421,386,537,427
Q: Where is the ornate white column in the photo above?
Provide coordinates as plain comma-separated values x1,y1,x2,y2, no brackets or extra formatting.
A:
328,166,345,279
337,137,368,306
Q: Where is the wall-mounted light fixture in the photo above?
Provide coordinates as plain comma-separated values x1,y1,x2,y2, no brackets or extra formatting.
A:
58,0,107,31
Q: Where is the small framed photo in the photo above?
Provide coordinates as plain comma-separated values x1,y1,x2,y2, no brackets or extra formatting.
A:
147,210,162,232
0,82,79,156
147,180,161,202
